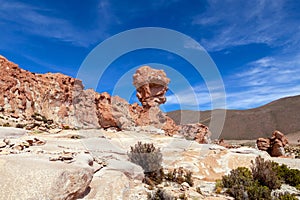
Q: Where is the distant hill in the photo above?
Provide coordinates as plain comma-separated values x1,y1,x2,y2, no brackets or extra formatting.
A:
167,95,300,140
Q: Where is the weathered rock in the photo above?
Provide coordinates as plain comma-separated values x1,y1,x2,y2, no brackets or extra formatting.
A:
0,55,99,128
179,123,211,144
257,130,289,157
133,66,170,108
84,170,134,200
0,154,93,200
257,137,270,151
132,66,179,135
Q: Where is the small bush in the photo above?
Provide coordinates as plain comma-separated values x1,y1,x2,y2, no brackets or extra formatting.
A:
2,122,10,127
215,179,223,194
251,156,281,190
228,184,247,200
222,167,253,188
128,142,163,185
178,193,187,200
247,181,271,200
165,167,194,186
273,163,300,189
16,123,26,129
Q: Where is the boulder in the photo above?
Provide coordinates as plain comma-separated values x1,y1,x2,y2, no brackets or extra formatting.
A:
257,130,289,157
133,66,170,108
0,154,93,199
179,123,211,144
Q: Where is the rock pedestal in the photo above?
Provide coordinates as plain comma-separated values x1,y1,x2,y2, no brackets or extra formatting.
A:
132,66,179,135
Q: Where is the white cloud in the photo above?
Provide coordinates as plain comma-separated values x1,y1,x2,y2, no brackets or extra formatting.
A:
183,38,205,51
193,0,300,52
0,1,108,47
165,53,300,110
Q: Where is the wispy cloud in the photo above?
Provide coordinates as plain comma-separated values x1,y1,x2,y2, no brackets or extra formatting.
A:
183,38,205,51
193,0,300,52
166,53,300,110
0,0,110,48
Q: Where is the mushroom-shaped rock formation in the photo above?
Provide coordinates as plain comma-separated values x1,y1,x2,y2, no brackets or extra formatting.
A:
133,66,170,108
132,66,178,135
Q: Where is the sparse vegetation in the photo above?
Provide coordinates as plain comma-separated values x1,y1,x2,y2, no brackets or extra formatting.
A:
128,142,163,185
220,156,299,199
251,156,281,190
222,167,253,188
272,162,300,189
2,122,10,127
165,167,194,187
247,181,271,200
16,123,26,129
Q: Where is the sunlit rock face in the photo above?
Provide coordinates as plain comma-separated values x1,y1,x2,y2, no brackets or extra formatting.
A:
0,55,210,140
0,55,99,128
133,66,170,108
132,66,179,135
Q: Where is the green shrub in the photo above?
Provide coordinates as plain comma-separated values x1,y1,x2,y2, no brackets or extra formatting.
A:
273,163,300,188
165,167,194,186
247,181,271,200
128,142,163,185
222,167,253,188
228,184,247,200
251,156,281,190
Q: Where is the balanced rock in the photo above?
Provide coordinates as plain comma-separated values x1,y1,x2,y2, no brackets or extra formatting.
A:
133,66,179,135
133,66,170,108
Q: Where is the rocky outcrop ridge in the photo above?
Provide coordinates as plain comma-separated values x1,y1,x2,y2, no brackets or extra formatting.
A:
0,55,99,128
0,56,211,143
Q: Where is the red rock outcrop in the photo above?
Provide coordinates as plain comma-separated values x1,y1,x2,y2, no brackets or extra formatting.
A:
0,55,99,128
0,56,209,140
132,66,179,135
133,66,170,108
257,130,288,157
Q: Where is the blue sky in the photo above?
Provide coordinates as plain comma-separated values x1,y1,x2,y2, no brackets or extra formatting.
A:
0,0,300,111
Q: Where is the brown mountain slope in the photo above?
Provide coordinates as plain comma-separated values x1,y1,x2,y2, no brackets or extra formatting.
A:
167,95,300,140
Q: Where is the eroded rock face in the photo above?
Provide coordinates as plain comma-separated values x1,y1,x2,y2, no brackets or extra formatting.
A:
0,56,200,138
95,92,135,130
0,55,99,128
257,130,289,157
180,123,211,144
132,66,179,135
133,66,170,108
